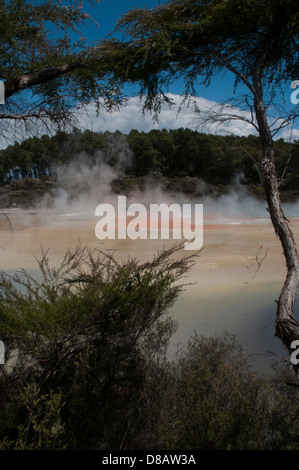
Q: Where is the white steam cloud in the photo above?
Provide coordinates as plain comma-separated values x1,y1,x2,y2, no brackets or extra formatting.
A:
31,132,299,230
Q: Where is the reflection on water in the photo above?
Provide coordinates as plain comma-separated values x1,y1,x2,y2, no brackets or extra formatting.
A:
0,209,298,373
170,279,293,373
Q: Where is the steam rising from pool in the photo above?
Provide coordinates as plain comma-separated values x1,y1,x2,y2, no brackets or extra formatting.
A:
1,140,298,373
31,151,299,229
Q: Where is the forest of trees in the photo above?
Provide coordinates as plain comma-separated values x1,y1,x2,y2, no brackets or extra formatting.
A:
0,128,298,203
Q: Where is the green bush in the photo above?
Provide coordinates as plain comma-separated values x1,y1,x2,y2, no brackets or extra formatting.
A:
0,242,195,449
153,333,271,449
0,243,298,450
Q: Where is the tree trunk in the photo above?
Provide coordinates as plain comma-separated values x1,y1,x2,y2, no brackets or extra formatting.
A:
254,90,299,363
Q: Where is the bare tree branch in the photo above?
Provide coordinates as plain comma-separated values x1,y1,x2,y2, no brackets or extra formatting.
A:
4,62,84,100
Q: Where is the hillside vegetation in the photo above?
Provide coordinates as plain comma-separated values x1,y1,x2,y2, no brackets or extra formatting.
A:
0,129,298,208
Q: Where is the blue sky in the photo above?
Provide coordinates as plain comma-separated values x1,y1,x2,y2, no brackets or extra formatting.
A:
85,1,164,38
73,0,298,140
83,1,296,98
83,0,248,101
2,0,296,144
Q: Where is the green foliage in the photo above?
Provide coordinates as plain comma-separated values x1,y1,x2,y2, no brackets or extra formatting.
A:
0,0,298,450
101,0,298,113
154,333,271,449
0,242,196,449
0,0,123,136
12,384,65,450
0,249,298,450
146,333,299,450
265,365,299,450
1,128,298,202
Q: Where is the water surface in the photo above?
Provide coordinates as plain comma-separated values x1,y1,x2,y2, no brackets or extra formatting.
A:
0,208,298,373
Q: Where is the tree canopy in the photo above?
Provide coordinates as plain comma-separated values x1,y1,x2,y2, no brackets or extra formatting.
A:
101,0,298,123
1,128,299,200
0,0,122,140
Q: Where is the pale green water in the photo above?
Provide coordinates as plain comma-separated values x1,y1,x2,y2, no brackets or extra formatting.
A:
1,209,298,373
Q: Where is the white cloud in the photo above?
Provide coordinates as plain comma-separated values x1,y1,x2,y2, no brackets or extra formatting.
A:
279,127,299,142
80,92,299,140
80,93,259,137
1,93,297,149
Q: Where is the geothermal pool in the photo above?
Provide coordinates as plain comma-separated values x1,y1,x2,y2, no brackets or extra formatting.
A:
0,206,298,373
